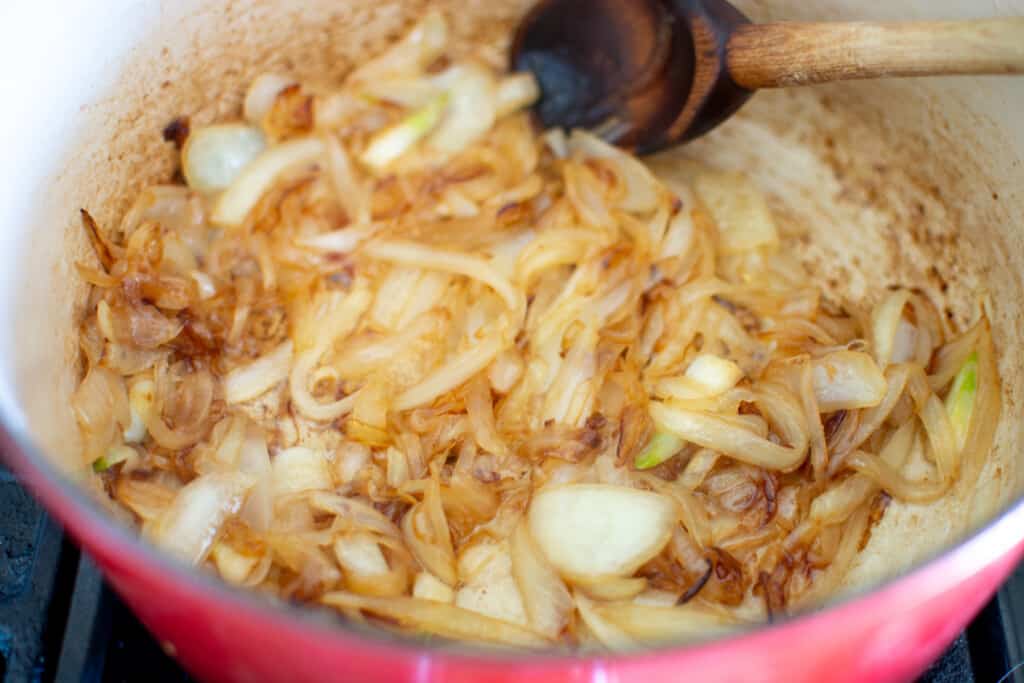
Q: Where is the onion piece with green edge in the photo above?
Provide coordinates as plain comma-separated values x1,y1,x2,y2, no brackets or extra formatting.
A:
182,124,267,195
360,94,448,171
635,430,685,470
149,472,255,565
649,401,807,471
212,137,324,228
945,351,978,452
92,445,138,473
654,353,743,401
224,340,293,404
428,65,497,155
527,484,674,582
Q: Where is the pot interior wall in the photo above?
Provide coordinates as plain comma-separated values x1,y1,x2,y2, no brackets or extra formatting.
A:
1,0,1022,595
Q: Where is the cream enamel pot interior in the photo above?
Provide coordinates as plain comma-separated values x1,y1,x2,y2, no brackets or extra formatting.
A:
1,0,1024,681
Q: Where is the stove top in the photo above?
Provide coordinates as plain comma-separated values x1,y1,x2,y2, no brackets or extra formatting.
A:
2,464,1022,683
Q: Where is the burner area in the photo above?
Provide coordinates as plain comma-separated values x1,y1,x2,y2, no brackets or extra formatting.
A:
1,462,1022,682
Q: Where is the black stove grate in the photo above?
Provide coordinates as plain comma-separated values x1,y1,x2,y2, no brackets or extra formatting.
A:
2,462,1022,683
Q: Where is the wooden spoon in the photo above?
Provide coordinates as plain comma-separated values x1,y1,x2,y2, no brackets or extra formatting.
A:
510,0,1024,152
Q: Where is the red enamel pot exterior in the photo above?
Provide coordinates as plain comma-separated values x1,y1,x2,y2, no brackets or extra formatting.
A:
5,423,1023,683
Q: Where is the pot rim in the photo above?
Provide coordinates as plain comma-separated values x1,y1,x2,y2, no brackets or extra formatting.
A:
3,394,1023,665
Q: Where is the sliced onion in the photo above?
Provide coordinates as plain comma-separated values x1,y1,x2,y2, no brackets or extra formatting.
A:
428,64,497,155
510,520,572,639
321,592,550,647
334,533,408,597
655,353,743,401
495,73,540,118
363,240,525,318
189,271,217,300
224,340,293,403
72,366,131,461
413,572,455,603
123,378,155,443
309,492,402,539
945,351,978,452
402,503,457,586
574,591,636,651
323,133,371,225
296,225,378,254
394,335,505,411
568,129,661,213
650,401,807,471
594,602,736,643
346,9,447,84
528,484,674,581
212,137,324,228
244,73,297,125
360,94,448,171
693,170,779,254
182,124,267,195
871,290,912,367
211,543,261,584
455,541,528,626
577,576,648,602
272,446,332,497
289,347,358,422
811,350,887,411
150,472,254,565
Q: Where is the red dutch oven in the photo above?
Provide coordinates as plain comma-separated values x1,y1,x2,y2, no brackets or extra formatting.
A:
2,0,1023,681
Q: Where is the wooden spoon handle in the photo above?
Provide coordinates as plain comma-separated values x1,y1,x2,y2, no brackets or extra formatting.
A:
727,18,1024,90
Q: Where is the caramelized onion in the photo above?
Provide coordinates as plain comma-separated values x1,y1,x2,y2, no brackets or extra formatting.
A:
72,11,1001,650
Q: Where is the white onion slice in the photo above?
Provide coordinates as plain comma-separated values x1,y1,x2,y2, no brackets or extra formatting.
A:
124,378,155,443
295,225,378,254
527,484,674,581
150,472,254,565
428,64,497,155
811,350,887,411
182,124,267,195
871,290,912,367
272,446,332,497
510,520,572,639
224,341,293,404
655,353,743,401
693,170,779,253
413,572,454,603
454,541,528,626
212,137,324,228
568,129,661,213
360,94,448,171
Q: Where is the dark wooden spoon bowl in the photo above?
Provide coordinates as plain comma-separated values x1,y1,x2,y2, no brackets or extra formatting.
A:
512,0,1024,153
